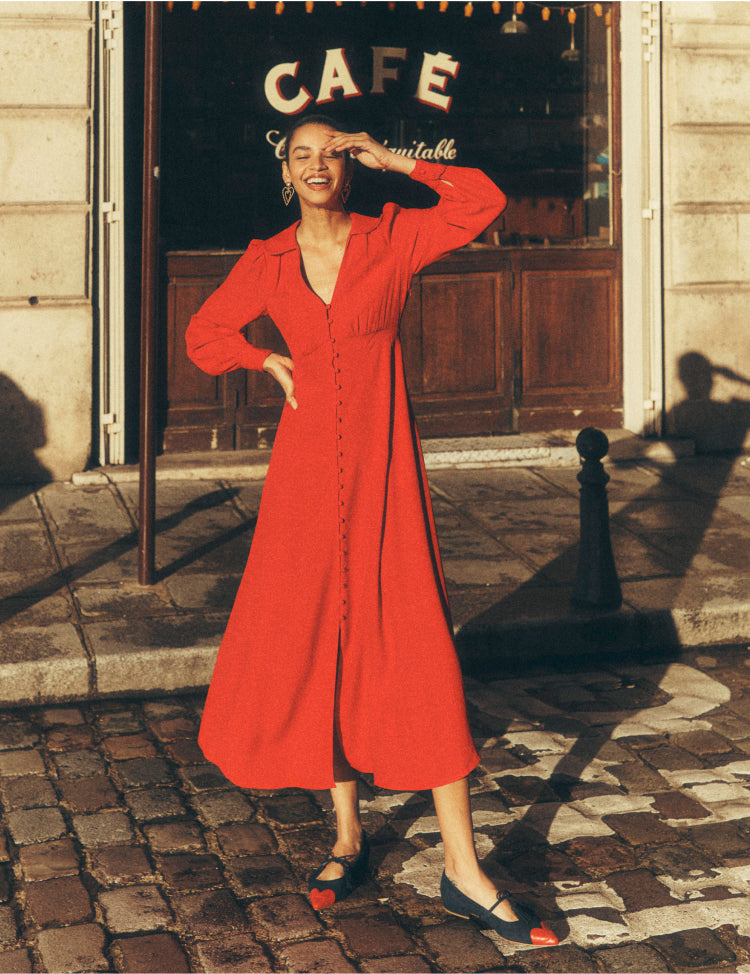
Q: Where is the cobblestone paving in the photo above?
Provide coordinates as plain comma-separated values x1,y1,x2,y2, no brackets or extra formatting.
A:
2,647,750,972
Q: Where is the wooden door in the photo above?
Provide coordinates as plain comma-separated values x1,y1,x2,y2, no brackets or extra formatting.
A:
163,247,622,451
163,251,517,452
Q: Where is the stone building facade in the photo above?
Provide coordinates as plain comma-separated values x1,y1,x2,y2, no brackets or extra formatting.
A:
0,1,94,482
661,1,750,452
0,1,748,482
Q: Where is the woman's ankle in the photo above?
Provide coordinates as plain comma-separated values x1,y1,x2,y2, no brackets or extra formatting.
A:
444,859,493,892
334,821,363,850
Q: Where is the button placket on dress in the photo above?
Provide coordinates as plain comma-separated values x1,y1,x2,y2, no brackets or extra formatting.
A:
327,305,349,627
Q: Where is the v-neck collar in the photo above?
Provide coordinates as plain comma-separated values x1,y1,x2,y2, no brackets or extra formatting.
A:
264,211,382,256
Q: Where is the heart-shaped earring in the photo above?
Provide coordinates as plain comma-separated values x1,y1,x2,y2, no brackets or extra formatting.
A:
282,183,295,206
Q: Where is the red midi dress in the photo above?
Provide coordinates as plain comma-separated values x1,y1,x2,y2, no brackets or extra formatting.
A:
186,159,506,791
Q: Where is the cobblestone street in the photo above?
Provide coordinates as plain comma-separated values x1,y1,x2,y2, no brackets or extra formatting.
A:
2,645,750,972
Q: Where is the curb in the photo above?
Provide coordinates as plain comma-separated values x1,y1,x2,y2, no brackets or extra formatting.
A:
70,432,697,485
1,601,748,709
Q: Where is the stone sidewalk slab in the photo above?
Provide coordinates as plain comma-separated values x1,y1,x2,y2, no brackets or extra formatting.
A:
0,449,749,707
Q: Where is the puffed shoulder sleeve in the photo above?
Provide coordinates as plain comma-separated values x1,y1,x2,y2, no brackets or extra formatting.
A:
396,159,507,274
185,239,274,375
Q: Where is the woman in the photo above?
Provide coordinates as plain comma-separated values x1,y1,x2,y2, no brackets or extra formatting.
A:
186,115,558,947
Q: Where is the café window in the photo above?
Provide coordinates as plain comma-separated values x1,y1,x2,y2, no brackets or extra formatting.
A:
161,1,615,251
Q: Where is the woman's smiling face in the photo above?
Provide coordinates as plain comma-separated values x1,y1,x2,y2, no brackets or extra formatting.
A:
282,123,350,209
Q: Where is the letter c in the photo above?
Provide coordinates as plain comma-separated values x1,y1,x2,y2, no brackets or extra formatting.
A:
264,62,313,115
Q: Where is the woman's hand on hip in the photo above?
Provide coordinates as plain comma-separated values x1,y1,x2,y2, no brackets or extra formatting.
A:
263,353,298,410
323,131,417,176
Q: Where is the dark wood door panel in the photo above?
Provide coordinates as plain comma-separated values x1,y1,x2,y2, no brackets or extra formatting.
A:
521,268,618,402
421,274,499,395
241,316,289,413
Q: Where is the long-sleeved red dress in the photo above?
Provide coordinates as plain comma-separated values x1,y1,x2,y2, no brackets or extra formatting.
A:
186,159,506,791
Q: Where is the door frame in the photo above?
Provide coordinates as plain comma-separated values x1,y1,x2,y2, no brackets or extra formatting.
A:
620,1,664,437
102,1,664,462
97,0,126,465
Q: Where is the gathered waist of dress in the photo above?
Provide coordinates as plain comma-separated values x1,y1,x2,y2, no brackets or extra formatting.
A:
294,326,397,364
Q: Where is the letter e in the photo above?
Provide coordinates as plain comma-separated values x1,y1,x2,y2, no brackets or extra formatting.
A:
416,52,460,113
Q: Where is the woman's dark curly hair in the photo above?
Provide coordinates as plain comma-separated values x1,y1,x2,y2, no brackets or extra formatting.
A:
280,113,351,161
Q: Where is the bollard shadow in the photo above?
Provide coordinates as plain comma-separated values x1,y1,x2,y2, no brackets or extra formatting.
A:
0,487,256,624
440,438,748,931
0,373,52,495
452,450,745,669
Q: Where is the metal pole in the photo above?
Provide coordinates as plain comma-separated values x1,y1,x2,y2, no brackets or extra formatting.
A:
138,2,162,585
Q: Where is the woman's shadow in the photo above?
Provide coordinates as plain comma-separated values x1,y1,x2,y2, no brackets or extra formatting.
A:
670,352,750,454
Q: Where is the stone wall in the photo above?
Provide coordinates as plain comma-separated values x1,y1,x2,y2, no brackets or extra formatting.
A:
0,2,95,482
662,2,750,451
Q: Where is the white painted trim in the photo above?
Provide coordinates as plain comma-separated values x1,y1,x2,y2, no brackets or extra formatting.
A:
620,1,664,436
97,1,126,465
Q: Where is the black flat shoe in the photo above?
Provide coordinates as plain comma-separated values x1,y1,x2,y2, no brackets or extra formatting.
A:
308,832,369,909
440,872,559,947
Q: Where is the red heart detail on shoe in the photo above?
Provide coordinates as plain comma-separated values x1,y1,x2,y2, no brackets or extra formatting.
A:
310,888,336,910
530,922,559,947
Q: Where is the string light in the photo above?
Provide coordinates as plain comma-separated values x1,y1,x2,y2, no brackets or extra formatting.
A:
172,0,613,28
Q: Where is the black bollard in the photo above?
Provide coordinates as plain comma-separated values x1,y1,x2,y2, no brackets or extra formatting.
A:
571,427,623,610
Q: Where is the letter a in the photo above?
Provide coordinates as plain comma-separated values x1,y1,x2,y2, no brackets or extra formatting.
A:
316,48,362,105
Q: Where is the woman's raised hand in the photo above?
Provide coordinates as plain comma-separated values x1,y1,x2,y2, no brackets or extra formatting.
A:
263,353,298,410
323,131,416,176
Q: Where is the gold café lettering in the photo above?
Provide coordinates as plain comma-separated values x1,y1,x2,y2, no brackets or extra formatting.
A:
264,46,461,115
